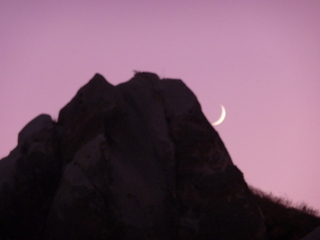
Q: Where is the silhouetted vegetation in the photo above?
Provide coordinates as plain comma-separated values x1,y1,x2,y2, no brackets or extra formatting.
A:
250,187,320,240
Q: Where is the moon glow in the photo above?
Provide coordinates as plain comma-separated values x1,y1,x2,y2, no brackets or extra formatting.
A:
212,105,226,126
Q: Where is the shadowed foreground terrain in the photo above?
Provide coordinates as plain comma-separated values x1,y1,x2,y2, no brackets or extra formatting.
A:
0,72,319,239
251,187,320,240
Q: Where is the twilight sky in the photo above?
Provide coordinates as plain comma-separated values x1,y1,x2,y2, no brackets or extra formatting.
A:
1,1,320,211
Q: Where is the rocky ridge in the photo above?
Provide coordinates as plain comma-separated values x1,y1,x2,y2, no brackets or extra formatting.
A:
0,72,267,239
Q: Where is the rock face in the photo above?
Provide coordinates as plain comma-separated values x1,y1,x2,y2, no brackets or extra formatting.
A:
0,73,267,239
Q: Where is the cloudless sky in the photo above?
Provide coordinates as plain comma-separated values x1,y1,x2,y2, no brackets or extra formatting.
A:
1,0,320,211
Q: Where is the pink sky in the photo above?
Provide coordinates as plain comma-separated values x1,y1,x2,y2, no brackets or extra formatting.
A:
1,1,320,211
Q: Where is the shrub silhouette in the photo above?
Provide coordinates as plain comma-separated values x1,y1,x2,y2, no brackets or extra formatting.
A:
250,187,320,240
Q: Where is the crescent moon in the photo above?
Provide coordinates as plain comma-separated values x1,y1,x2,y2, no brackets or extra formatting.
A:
212,105,226,126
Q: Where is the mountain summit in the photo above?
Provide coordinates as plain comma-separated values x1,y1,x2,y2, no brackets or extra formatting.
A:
0,72,267,239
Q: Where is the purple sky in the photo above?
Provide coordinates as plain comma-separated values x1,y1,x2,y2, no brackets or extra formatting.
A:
1,1,320,211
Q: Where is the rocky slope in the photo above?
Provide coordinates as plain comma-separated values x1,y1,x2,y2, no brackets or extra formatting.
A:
0,72,267,239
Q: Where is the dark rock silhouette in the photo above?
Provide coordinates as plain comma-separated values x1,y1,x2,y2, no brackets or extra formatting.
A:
0,72,268,239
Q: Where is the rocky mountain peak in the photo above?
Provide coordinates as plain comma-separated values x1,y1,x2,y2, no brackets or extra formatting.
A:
0,72,267,239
